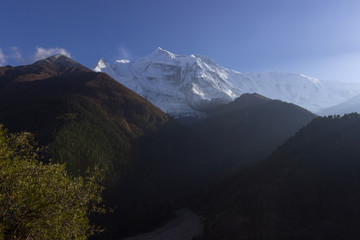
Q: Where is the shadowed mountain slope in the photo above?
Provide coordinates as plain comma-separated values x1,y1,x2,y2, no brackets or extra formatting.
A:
199,113,360,240
0,56,227,238
0,56,177,238
189,93,316,170
0,55,168,176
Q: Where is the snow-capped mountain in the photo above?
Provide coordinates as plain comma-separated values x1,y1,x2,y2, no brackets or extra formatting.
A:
94,48,360,117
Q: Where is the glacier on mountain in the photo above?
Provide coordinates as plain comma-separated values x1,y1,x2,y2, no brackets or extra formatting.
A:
94,48,360,117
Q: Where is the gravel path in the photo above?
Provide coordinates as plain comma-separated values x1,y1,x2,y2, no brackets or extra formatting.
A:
120,209,203,240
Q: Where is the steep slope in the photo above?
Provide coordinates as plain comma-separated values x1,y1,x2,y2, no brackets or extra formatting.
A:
0,55,168,175
94,48,360,116
0,56,228,238
122,93,315,239
0,56,178,238
189,93,316,170
199,113,360,240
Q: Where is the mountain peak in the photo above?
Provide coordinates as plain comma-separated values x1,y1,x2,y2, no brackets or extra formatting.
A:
236,93,271,102
94,58,111,72
230,93,271,109
34,54,84,70
48,54,68,60
39,54,71,62
148,47,176,59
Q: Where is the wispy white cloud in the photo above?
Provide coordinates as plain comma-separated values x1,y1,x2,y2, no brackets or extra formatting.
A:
0,47,24,66
8,46,22,63
0,48,6,66
33,47,71,61
117,46,132,60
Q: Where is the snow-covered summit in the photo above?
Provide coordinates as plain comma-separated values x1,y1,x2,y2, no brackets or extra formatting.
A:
94,58,111,71
94,48,360,117
149,47,177,59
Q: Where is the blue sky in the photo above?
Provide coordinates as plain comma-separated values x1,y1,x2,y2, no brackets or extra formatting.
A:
1,0,360,82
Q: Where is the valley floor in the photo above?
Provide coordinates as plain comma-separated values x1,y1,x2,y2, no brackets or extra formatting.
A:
120,209,203,240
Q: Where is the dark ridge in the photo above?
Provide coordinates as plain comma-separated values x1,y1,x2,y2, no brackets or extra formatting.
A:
0,55,92,84
199,113,360,240
189,93,316,171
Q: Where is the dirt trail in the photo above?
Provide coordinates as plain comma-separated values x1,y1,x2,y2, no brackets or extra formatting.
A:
120,209,203,240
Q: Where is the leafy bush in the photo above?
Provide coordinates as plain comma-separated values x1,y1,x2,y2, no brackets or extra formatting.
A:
0,125,104,240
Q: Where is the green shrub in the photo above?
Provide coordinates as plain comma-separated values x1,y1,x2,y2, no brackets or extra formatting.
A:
0,125,104,240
